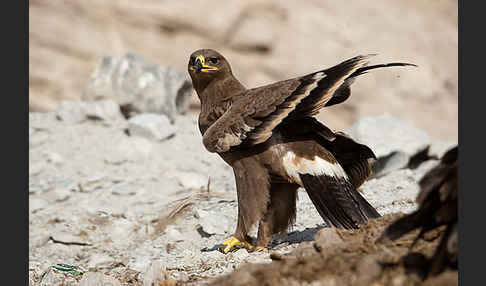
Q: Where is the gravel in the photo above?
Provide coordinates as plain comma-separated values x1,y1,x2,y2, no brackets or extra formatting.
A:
29,108,456,285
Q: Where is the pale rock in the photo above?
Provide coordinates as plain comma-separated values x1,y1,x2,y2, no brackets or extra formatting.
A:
143,260,169,286
84,99,124,122
167,170,208,190
314,228,344,250
205,250,226,261
44,151,64,165
50,231,91,245
30,197,49,213
164,225,183,242
196,209,229,236
87,253,116,270
171,271,189,282
78,272,121,286
56,99,124,124
107,219,135,247
348,113,430,176
84,52,193,121
78,174,111,193
56,100,89,124
29,161,44,176
115,136,154,160
111,182,138,196
44,188,71,203
128,113,176,141
30,233,51,248
230,248,249,261
29,130,49,147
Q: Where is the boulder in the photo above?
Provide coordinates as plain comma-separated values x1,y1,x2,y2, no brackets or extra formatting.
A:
83,52,193,121
347,113,430,176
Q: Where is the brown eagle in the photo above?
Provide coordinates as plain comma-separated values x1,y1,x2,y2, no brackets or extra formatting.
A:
187,49,415,253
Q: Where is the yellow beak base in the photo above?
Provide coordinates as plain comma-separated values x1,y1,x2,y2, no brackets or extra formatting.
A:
194,55,218,72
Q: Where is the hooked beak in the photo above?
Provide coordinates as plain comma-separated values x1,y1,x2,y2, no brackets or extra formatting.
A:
191,55,218,73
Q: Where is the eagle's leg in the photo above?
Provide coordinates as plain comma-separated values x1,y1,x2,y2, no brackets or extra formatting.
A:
219,159,270,254
255,182,299,251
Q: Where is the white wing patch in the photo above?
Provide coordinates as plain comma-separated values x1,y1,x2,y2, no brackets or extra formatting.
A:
282,151,348,186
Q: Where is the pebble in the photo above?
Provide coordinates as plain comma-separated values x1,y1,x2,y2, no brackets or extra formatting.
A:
196,209,229,236
50,232,91,246
111,182,138,196
30,198,49,213
87,253,116,270
168,170,208,190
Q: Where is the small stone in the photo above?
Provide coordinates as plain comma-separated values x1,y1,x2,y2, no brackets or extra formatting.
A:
168,170,208,190
84,99,124,122
29,112,58,130
314,228,343,250
111,182,138,196
29,130,49,147
114,136,154,160
50,232,91,246
30,234,50,248
78,272,121,286
78,174,111,193
29,162,44,176
87,253,116,270
30,198,49,213
106,219,135,247
44,151,64,165
171,271,189,282
205,250,226,261
45,188,71,203
56,100,88,124
128,113,176,141
164,225,183,241
143,260,169,286
231,248,249,261
196,209,229,236
56,99,124,124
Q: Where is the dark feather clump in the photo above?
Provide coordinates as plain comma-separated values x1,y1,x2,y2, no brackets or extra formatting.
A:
377,146,458,277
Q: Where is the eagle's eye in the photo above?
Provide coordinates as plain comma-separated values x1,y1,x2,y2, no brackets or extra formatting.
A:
189,56,195,65
209,57,219,64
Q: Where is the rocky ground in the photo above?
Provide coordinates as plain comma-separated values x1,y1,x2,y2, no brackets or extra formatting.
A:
29,96,457,285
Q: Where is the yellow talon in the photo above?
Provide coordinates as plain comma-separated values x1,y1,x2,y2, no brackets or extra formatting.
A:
219,237,253,254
